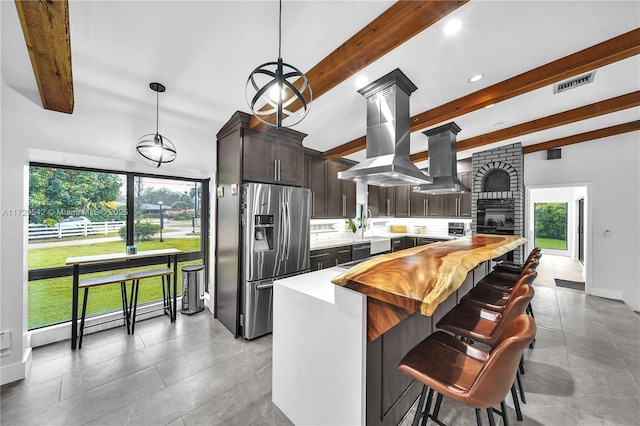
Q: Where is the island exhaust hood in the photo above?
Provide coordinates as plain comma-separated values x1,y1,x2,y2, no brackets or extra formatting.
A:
338,69,432,187
412,122,471,194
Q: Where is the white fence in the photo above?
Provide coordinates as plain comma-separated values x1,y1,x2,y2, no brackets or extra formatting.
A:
28,221,126,240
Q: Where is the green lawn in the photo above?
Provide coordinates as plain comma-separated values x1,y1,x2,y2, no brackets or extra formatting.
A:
28,238,203,329
534,237,567,250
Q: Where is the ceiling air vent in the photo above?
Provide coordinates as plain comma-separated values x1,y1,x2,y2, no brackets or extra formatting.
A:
547,148,562,160
554,71,596,94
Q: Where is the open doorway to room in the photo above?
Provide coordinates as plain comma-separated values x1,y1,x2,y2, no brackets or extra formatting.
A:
526,184,590,292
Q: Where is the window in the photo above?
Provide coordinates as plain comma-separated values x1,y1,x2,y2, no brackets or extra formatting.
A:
534,202,567,250
28,164,209,329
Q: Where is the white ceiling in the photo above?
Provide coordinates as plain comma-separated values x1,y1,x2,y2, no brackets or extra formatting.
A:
1,1,639,172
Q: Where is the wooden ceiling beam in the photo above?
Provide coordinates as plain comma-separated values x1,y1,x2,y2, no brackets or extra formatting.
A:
522,121,640,154
14,0,74,114
409,91,640,161
249,0,469,132
325,28,640,159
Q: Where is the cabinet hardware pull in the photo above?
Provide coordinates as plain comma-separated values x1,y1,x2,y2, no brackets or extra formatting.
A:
338,249,350,253
274,160,278,181
311,253,331,258
312,192,315,216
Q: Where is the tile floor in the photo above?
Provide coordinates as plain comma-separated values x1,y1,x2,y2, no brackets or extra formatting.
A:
2,255,639,425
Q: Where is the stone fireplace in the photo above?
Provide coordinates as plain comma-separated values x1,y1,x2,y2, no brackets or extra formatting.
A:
471,143,525,263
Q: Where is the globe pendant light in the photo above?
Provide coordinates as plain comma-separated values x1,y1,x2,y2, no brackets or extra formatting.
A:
245,0,312,128
136,82,177,168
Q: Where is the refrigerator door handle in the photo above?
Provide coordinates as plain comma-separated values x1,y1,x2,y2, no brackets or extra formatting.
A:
285,201,291,260
256,282,274,290
279,201,286,262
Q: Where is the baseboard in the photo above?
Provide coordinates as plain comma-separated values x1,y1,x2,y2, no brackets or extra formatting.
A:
30,299,173,348
0,347,32,385
589,287,623,301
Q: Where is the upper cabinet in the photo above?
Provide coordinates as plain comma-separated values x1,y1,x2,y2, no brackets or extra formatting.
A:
368,186,395,217
327,160,356,218
243,132,304,186
304,150,356,219
304,151,327,218
217,112,306,188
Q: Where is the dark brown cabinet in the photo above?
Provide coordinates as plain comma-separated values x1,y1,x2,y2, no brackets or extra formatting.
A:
410,190,427,217
426,194,445,217
327,160,356,218
303,150,356,219
304,152,327,218
369,186,395,217
243,132,303,186
310,245,352,271
442,171,472,217
394,186,410,218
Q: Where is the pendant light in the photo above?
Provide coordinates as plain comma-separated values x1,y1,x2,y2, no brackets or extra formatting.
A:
245,0,312,128
136,82,177,168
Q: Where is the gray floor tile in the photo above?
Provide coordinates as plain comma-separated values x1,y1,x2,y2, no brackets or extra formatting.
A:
576,395,640,426
0,376,62,424
568,354,640,398
6,367,165,425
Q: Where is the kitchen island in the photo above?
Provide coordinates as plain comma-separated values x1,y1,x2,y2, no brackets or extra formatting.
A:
273,234,526,426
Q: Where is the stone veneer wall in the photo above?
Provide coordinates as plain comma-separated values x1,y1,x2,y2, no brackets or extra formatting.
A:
472,142,524,263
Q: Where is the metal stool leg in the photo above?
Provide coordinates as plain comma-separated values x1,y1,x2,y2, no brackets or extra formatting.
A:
412,385,428,426
516,370,526,403
487,407,496,426
130,280,140,334
511,383,523,421
78,288,89,349
475,408,484,426
120,281,130,334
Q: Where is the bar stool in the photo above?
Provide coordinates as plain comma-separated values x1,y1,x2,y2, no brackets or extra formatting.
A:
78,273,131,349
477,265,538,320
462,270,537,312
399,314,536,426
493,248,541,274
437,284,535,420
128,267,174,334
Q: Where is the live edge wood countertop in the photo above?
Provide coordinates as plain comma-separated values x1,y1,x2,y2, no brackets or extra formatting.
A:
331,234,526,317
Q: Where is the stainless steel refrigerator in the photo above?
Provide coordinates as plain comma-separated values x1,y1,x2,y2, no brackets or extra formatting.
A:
240,183,310,339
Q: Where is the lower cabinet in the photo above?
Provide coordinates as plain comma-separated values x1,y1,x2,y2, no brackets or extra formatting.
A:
310,245,352,271
416,237,448,246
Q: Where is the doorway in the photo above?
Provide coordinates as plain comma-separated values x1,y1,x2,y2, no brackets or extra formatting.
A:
526,184,591,293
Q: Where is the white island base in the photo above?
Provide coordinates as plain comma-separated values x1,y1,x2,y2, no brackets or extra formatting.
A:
273,267,367,426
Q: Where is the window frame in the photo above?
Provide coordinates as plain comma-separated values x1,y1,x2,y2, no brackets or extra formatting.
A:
27,162,210,328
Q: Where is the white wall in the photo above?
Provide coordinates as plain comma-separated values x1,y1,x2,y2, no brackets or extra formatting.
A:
0,83,217,384
525,132,640,310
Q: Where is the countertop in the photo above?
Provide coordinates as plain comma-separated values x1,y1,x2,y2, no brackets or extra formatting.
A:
331,234,526,316
310,233,453,250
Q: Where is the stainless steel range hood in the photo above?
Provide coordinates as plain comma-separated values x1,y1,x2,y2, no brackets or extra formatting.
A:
338,69,432,187
412,122,471,194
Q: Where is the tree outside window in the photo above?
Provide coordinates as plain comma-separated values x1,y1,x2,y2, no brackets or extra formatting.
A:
534,202,568,250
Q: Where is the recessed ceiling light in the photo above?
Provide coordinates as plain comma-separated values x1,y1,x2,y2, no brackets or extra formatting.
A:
468,73,484,83
484,104,495,109
493,121,505,127
355,75,369,89
443,19,461,36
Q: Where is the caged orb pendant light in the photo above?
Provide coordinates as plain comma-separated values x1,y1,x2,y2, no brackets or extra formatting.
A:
245,0,312,128
136,82,177,168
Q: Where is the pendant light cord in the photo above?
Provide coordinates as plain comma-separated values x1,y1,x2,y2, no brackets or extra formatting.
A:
156,90,159,134
278,0,282,58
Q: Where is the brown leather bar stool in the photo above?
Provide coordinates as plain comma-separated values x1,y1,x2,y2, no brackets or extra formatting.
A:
437,284,535,420
493,248,541,274
462,270,537,312
477,264,538,320
399,314,536,426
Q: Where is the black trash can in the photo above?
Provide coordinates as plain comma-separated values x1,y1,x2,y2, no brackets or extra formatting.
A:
181,265,205,315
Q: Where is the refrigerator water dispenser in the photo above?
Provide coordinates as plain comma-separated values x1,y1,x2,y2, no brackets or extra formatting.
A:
254,215,274,251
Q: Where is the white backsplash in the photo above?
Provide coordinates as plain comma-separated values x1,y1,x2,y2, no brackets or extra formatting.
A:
310,217,471,240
